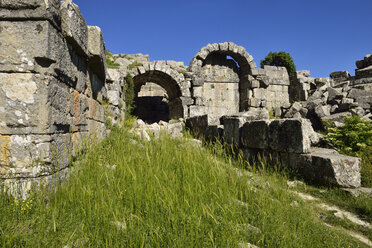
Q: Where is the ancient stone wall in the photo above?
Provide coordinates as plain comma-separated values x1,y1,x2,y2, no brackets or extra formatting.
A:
187,42,292,125
107,54,192,122
0,0,107,197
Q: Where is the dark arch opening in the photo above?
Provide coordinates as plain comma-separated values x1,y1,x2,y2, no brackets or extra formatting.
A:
132,71,184,123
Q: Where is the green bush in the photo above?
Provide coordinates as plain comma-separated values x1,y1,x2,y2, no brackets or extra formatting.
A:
124,73,135,116
106,50,120,69
128,60,143,70
321,116,372,186
260,51,296,76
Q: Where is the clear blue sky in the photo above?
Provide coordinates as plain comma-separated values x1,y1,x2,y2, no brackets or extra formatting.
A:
75,0,371,78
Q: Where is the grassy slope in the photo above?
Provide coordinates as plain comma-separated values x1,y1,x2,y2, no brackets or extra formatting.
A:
0,126,369,247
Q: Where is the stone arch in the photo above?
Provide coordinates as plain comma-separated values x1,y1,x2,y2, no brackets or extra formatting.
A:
189,42,257,78
188,42,257,123
131,61,192,121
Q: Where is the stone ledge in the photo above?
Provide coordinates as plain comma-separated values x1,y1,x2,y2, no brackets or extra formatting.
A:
288,148,361,188
0,0,61,30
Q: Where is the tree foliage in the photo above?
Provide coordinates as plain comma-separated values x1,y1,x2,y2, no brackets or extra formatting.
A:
260,51,296,76
124,73,135,116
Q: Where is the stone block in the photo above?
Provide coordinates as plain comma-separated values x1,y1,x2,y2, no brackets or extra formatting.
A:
241,120,270,149
180,96,194,105
0,134,53,172
268,118,313,154
0,0,61,29
321,112,352,124
356,65,372,79
188,105,206,117
61,0,88,56
296,70,310,78
249,80,260,88
223,116,246,146
327,87,343,103
185,115,208,137
330,71,350,82
88,26,106,81
347,88,372,100
87,69,106,101
0,21,65,73
87,120,106,140
315,105,331,118
192,86,203,98
248,98,261,107
284,102,302,118
107,90,120,106
0,73,60,135
0,132,74,179
253,88,267,100
195,97,205,106
288,148,361,188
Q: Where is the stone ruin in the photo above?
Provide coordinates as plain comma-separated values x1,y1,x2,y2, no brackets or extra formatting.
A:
0,0,371,196
0,0,107,196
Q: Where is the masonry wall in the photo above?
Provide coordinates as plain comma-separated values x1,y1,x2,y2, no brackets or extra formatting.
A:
0,0,107,197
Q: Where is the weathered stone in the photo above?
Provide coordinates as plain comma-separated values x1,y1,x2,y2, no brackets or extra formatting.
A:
314,77,330,91
350,107,366,117
297,70,311,78
268,118,313,154
288,148,361,188
315,105,331,118
262,65,290,86
241,120,270,149
321,112,352,124
356,65,372,79
61,0,88,56
330,105,338,114
343,187,372,198
87,69,106,101
0,0,61,29
87,26,106,81
87,98,105,123
284,102,303,118
189,106,206,117
306,98,324,111
327,87,343,103
249,98,261,108
274,108,282,118
223,116,246,146
253,88,266,100
330,71,350,82
0,73,69,135
185,115,208,132
0,21,65,73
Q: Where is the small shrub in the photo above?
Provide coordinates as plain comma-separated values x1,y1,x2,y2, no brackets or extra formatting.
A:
261,51,296,76
106,50,120,69
128,61,143,70
321,116,372,186
124,73,135,116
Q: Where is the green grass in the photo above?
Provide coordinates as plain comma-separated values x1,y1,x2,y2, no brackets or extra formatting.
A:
0,126,369,247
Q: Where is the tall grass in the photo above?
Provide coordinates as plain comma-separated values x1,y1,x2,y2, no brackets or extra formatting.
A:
0,126,368,247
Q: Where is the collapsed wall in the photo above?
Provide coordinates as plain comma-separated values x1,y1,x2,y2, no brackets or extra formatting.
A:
284,55,372,129
186,114,361,188
0,0,107,197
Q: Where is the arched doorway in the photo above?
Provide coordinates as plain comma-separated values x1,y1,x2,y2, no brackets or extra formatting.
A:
131,67,186,123
189,42,257,124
